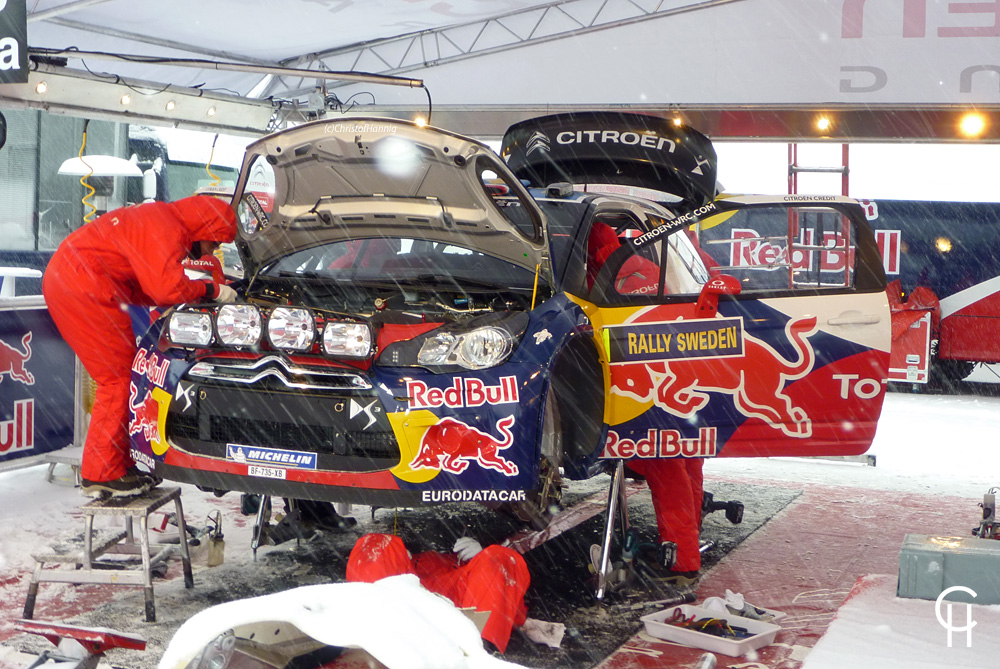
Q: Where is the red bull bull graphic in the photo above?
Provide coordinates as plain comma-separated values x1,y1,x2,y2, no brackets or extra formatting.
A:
409,415,519,476
0,398,33,453
608,314,818,439
128,382,160,443
0,332,34,386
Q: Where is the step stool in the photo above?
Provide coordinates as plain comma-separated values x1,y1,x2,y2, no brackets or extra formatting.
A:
23,486,194,623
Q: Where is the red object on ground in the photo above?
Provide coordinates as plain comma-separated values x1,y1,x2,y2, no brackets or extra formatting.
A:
42,196,237,483
346,533,530,653
14,619,146,654
627,458,705,572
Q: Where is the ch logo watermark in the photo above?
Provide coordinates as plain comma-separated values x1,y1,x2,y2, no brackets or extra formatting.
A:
935,586,977,648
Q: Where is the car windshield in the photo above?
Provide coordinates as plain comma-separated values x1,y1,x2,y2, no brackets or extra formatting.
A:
262,237,542,290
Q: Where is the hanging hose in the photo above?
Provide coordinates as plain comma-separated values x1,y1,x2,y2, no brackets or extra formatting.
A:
78,120,97,223
205,134,221,187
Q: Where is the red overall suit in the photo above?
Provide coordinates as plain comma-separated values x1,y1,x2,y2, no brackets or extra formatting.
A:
627,458,704,572
42,196,237,483
346,534,530,653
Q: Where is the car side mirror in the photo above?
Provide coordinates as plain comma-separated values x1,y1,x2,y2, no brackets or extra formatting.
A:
694,274,741,318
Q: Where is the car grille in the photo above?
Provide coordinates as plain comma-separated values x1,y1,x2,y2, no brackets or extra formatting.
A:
166,381,399,472
188,355,372,391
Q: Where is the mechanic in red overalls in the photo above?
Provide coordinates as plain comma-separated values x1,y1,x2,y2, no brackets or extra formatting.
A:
43,196,238,498
626,458,704,585
346,533,530,653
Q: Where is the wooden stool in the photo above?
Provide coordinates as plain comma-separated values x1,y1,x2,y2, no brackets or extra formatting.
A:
23,486,194,623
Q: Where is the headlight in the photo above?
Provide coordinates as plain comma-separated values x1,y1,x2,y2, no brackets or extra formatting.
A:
216,304,262,347
268,307,314,351
168,311,213,346
417,326,513,370
323,322,371,358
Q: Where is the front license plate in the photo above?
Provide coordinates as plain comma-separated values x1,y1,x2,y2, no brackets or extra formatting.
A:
248,465,287,479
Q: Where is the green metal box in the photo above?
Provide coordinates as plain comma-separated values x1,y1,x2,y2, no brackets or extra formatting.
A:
898,534,1000,604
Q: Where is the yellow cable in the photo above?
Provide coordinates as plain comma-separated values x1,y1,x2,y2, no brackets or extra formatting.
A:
531,263,540,310
78,120,97,223
205,134,221,187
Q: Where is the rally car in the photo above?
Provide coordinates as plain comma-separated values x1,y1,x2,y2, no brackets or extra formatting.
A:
128,112,891,521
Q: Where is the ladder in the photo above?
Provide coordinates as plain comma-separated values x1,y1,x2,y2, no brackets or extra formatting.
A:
788,143,850,195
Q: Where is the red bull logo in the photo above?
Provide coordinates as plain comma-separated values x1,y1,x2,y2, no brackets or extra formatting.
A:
131,348,169,387
128,383,160,443
0,332,34,386
0,398,34,453
611,316,818,438
410,416,519,476
603,427,717,459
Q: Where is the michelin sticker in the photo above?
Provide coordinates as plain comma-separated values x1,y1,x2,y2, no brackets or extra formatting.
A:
227,444,317,470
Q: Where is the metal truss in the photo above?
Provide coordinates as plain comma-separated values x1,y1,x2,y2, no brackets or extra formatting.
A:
261,0,748,100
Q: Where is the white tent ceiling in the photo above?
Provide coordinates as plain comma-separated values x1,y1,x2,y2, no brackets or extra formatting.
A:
3,0,1000,140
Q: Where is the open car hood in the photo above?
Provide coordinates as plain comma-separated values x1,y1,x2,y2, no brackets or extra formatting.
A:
232,118,550,281
501,111,718,209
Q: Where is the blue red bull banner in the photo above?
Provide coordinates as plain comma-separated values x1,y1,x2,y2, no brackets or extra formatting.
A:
0,304,76,464
0,0,27,84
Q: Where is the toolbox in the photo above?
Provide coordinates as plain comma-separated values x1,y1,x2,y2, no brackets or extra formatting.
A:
898,534,1000,604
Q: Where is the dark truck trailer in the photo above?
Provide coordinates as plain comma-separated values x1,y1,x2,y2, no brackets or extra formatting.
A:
853,198,1000,386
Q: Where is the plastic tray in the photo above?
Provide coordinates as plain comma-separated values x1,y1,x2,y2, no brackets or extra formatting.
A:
640,604,780,657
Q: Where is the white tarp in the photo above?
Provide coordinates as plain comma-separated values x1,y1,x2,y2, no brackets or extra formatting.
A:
17,0,1000,107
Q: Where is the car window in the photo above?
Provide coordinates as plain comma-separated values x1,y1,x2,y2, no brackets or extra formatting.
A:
265,237,540,289
690,204,858,294
588,211,667,301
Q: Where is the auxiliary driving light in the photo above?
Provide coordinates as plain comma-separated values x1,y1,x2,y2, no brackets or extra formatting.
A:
216,304,262,347
267,307,315,351
323,321,372,358
168,311,213,347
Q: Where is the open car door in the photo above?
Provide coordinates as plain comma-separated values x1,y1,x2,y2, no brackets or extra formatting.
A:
575,194,890,460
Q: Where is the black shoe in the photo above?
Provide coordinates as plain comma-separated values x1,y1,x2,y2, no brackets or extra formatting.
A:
635,542,700,586
81,472,155,498
127,466,163,487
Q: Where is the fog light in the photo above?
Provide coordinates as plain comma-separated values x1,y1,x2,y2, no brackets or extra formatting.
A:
168,311,213,346
268,307,314,350
216,304,262,347
323,322,371,358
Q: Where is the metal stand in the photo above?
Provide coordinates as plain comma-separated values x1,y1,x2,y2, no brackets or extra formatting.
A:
23,486,193,623
251,495,271,559
594,460,631,601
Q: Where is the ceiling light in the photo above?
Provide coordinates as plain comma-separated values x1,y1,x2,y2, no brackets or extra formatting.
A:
165,100,176,111
207,106,217,117
959,112,986,138
672,117,683,127
935,237,952,253
120,93,131,105
35,81,47,94
816,116,832,132
414,116,427,128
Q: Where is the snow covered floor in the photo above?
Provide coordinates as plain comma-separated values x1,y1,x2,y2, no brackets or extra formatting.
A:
704,390,1000,669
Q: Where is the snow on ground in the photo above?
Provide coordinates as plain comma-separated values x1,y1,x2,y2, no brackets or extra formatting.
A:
706,390,1000,499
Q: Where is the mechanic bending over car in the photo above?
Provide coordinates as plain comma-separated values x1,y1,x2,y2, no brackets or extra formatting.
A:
346,533,530,654
586,220,704,586
43,195,238,498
